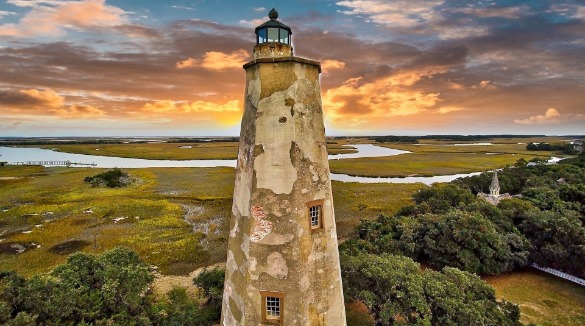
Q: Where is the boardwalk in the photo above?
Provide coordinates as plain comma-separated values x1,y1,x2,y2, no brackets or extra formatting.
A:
13,160,97,167
532,263,585,287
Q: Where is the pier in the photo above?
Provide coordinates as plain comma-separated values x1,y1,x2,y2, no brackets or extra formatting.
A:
13,160,97,167
532,263,585,287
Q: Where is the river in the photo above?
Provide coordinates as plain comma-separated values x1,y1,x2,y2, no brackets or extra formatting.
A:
0,144,494,185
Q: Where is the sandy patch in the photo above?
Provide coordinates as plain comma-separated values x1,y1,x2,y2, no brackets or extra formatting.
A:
152,262,225,296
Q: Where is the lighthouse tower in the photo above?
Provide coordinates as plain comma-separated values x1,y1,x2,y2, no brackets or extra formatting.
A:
221,9,346,326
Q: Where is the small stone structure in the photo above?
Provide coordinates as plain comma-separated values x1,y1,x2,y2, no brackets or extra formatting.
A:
489,169,500,197
221,9,346,325
478,170,513,205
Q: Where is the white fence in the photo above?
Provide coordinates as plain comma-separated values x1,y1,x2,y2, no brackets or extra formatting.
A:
531,263,585,286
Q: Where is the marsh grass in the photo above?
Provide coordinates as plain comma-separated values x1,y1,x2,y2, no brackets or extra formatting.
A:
2,138,583,325
40,142,240,160
0,166,232,276
39,141,358,159
0,165,422,275
485,269,585,326
330,149,553,177
332,181,426,237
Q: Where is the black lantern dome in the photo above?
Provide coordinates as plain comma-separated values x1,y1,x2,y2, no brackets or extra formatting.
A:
255,8,292,45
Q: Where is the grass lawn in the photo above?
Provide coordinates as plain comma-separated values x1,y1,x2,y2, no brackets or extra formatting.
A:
485,269,585,326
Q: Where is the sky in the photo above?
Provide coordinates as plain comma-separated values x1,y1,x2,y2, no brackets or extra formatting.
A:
0,0,584,137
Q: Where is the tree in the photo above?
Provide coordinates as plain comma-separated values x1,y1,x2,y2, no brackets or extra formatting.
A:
341,253,432,325
150,287,210,326
423,267,520,326
0,248,224,325
1,248,154,325
346,211,530,276
341,253,521,326
411,184,476,214
193,268,225,322
519,210,585,275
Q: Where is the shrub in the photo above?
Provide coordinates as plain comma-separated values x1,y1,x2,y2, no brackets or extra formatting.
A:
84,168,132,188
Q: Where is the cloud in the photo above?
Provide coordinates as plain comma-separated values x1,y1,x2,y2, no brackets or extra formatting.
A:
176,58,199,69
321,59,346,72
323,68,443,126
0,120,24,130
171,5,196,11
0,0,127,37
176,49,250,70
142,99,240,113
19,88,65,108
239,18,265,28
411,45,468,67
514,108,585,124
51,104,106,117
254,7,266,13
471,80,495,89
550,4,585,21
0,10,17,16
141,99,242,126
457,6,527,19
114,24,160,38
0,88,105,118
437,106,465,114
7,1,72,7
336,0,443,27
335,0,492,39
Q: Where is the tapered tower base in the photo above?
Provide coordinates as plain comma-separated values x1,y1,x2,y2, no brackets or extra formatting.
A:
221,56,346,325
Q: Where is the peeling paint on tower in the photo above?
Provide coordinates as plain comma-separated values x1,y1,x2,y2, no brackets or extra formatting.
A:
221,8,346,326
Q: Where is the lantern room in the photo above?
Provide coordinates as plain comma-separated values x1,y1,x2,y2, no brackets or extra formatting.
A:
255,8,292,45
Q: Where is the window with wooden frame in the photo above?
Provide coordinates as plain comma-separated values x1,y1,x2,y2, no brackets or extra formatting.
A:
306,199,324,232
260,291,285,325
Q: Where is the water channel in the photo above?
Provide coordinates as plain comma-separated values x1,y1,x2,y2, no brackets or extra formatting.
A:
0,144,497,185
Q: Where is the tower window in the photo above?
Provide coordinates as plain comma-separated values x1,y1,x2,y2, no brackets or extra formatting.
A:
261,291,285,325
266,297,280,318
306,199,324,232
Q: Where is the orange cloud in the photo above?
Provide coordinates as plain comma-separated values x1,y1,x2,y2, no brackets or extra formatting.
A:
51,104,106,118
176,58,199,69
141,99,242,126
323,68,445,127
5,88,106,118
321,59,346,72
437,106,465,114
143,99,240,113
0,0,127,37
514,108,585,124
19,88,65,107
472,80,495,89
177,49,250,71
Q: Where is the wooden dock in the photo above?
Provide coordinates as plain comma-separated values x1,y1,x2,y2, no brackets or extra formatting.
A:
13,160,97,167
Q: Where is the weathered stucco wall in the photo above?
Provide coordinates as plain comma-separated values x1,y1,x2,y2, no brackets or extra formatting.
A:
253,43,293,59
221,56,346,325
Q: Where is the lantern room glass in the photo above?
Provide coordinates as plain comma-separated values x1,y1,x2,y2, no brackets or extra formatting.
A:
256,27,290,45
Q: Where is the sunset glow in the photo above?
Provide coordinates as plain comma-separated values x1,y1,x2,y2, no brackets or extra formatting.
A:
1,0,584,136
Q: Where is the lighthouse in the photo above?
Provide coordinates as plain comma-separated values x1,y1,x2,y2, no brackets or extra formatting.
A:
221,8,346,326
